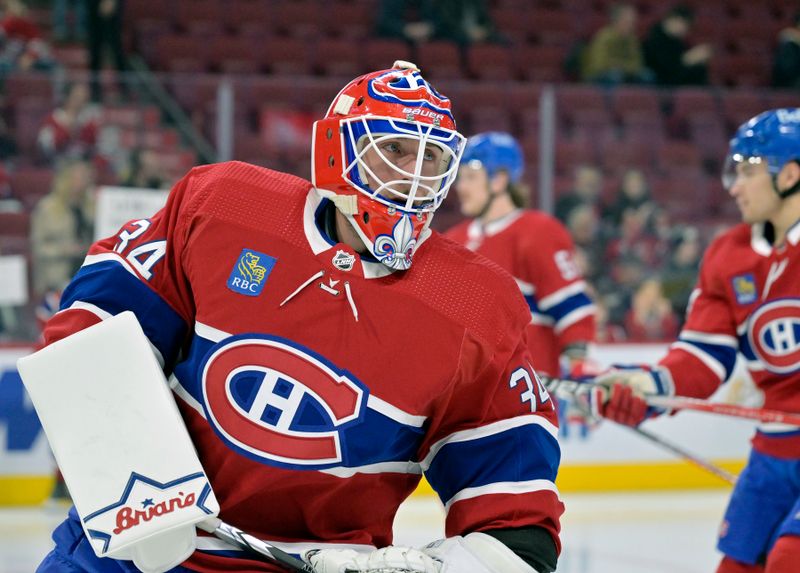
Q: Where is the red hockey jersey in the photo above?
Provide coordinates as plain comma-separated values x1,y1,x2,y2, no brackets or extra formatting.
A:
446,210,596,376
660,222,800,458
45,162,564,571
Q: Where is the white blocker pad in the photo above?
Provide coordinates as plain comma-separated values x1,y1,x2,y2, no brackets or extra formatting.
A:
17,311,219,572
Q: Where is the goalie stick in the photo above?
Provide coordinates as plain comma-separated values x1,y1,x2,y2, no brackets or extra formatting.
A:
198,518,315,573
543,375,800,427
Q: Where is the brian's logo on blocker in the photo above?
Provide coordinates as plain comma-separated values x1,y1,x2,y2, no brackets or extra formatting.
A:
227,249,277,296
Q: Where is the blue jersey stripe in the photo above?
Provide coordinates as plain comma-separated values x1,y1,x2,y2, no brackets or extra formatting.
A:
546,291,593,324
425,424,560,504
680,337,738,380
61,261,187,369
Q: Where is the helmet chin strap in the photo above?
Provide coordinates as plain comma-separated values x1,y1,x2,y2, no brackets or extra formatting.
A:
774,164,800,199
475,185,503,220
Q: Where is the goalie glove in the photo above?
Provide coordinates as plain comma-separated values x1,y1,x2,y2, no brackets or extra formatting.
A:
305,533,539,573
592,365,674,427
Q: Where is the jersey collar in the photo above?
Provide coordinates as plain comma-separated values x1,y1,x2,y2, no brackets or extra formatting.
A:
303,188,396,279
467,208,523,242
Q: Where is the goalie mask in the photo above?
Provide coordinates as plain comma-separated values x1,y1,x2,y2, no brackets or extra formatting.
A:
312,61,465,270
722,108,800,198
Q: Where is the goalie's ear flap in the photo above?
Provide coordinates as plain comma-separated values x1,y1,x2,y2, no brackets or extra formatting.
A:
17,311,219,572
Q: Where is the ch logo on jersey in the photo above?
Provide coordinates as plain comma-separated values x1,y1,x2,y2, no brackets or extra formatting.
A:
227,249,277,297
201,335,367,467
747,299,800,374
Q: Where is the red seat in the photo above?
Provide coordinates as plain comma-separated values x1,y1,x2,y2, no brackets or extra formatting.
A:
262,37,314,76
468,107,514,136
155,34,210,72
10,168,53,210
208,35,262,74
466,43,515,81
360,39,413,75
271,1,326,39
529,8,575,46
611,86,662,121
223,0,271,35
4,74,53,103
0,212,30,237
712,54,772,88
320,1,373,39
175,0,222,33
515,45,567,82
314,38,361,79
720,91,768,128
415,41,463,81
657,141,704,173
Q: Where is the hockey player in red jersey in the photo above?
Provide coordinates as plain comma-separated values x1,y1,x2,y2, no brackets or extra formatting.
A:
596,108,800,573
36,62,563,572
445,132,596,380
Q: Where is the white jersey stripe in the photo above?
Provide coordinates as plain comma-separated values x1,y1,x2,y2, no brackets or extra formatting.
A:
538,281,589,310
671,341,727,380
82,252,140,277
320,461,423,477
368,395,427,427
554,304,596,334
196,321,232,343
680,330,738,347
444,479,560,511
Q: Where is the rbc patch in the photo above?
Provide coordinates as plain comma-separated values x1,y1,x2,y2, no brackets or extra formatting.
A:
732,274,757,305
227,249,276,297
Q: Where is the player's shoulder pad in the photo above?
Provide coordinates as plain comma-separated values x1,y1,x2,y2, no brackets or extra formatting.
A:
702,222,751,265
178,160,312,213
518,209,571,237
418,234,531,345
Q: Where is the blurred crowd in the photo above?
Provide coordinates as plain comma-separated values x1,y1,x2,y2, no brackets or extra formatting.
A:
1,0,799,344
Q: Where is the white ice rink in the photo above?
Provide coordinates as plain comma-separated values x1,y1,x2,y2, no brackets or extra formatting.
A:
0,490,730,573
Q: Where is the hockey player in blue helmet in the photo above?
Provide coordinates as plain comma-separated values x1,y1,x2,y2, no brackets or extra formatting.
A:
446,131,596,387
452,131,526,219
596,108,800,572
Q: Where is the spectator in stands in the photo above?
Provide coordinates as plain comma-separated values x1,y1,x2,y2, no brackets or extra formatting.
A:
623,276,680,341
555,163,605,223
659,225,702,319
86,0,128,102
428,0,501,46
0,165,21,212
643,5,711,86
375,0,435,44
0,116,17,160
582,2,653,85
53,0,86,43
0,0,56,78
0,0,41,43
36,80,100,165
122,147,168,190
30,157,95,296
565,202,605,283
594,296,627,342
772,11,800,88
602,167,654,228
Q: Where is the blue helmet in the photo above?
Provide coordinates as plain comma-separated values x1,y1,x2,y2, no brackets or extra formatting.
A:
723,108,800,192
461,132,524,184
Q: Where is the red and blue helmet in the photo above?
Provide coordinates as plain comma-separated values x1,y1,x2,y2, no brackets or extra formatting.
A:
723,108,800,196
312,61,465,270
